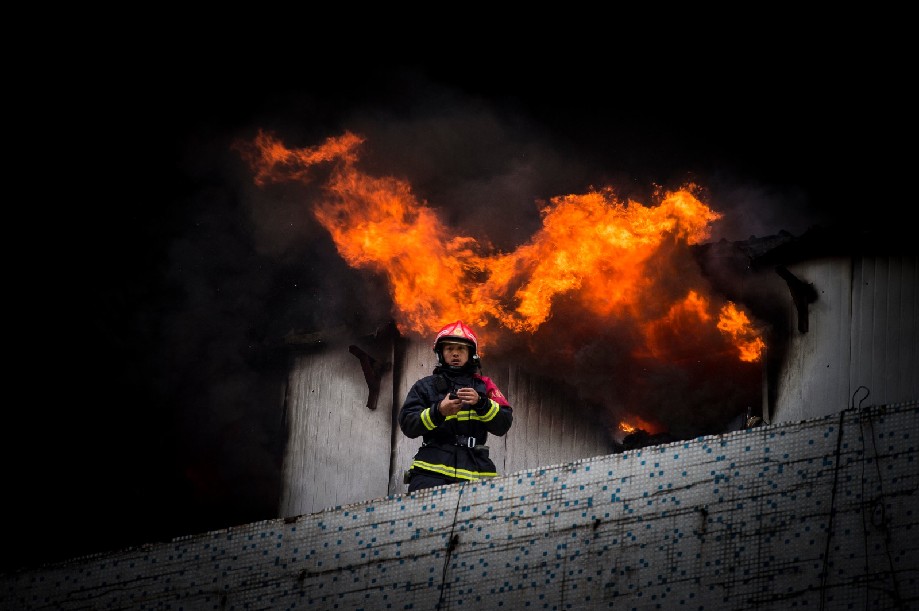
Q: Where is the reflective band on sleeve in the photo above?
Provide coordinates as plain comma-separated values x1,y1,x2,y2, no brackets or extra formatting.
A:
420,407,436,430
443,404,498,422
478,399,499,422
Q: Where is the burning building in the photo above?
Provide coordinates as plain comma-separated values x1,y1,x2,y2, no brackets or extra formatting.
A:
2,130,915,609
225,129,789,514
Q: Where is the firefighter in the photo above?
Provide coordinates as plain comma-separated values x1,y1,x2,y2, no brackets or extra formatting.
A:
399,321,513,493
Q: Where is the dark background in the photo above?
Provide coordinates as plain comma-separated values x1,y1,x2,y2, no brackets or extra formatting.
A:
9,43,909,573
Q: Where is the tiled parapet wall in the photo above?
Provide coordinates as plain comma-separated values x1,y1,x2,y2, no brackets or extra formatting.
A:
3,401,917,610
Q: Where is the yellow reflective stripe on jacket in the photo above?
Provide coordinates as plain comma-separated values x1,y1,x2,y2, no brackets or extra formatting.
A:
420,407,436,430
419,400,499,431
410,460,498,481
442,402,499,422
478,399,499,422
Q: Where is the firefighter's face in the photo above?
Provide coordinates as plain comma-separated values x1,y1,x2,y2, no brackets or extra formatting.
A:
441,342,470,367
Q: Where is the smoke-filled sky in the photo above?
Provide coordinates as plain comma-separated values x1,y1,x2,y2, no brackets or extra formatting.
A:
12,56,908,573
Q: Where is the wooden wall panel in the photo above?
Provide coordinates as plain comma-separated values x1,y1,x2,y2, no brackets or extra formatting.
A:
388,340,437,495
851,255,919,407
774,258,852,422
775,254,918,424
897,257,919,402
852,256,885,407
815,257,854,414
774,286,806,424
280,334,393,517
500,360,612,477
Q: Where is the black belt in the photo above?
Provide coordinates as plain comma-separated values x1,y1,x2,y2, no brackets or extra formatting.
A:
424,435,478,448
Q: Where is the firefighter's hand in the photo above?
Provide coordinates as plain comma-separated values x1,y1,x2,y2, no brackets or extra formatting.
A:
455,387,480,406
439,394,463,416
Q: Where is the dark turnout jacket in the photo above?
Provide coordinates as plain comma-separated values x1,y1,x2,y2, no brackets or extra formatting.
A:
399,366,513,484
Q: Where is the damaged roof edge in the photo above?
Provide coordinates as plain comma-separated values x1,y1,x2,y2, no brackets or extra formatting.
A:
750,222,916,268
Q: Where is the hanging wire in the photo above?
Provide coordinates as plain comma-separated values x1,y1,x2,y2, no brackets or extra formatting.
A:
860,404,906,609
436,483,465,610
819,411,846,610
851,385,870,409
860,407,870,608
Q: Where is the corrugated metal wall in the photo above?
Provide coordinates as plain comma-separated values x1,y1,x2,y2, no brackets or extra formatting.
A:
774,255,919,423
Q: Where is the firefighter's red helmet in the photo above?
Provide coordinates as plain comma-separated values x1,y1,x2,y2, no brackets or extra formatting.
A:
433,320,479,357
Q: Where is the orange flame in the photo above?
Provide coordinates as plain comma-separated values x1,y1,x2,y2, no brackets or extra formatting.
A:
237,130,364,187
618,415,661,435
640,290,712,360
236,130,765,364
717,302,766,362
485,188,721,332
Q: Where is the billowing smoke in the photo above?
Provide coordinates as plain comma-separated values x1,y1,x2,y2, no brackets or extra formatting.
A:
232,101,786,445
